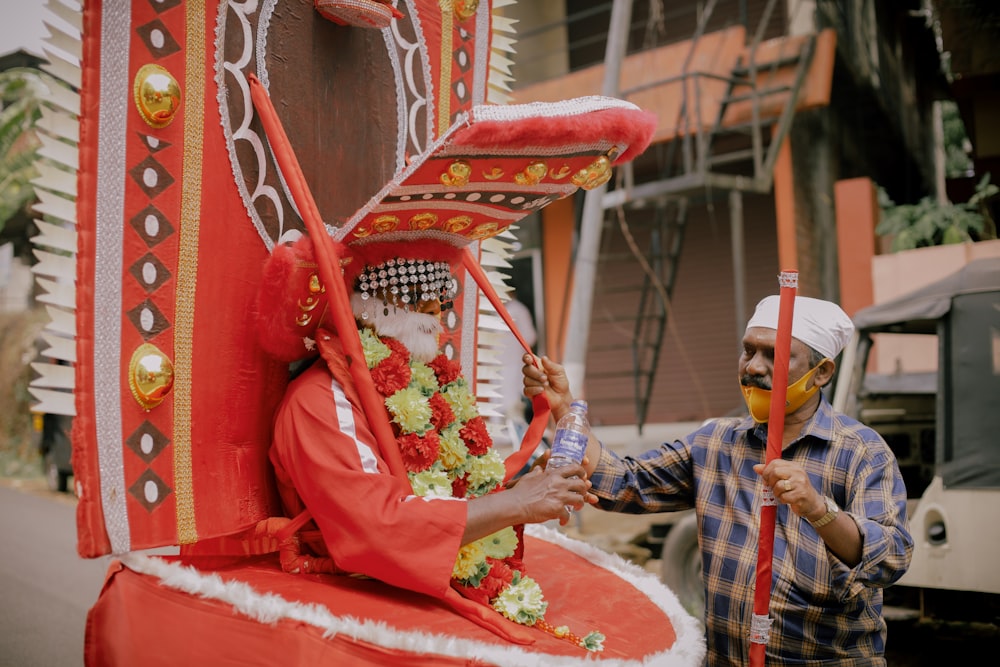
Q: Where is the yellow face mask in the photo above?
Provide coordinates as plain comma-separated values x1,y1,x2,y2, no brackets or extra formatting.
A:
739,361,827,423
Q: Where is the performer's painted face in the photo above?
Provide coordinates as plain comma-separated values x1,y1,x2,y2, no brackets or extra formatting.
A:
352,291,443,362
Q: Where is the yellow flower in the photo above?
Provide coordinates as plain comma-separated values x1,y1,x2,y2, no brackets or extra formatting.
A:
492,576,547,625
409,468,453,498
360,328,392,368
442,379,478,422
410,361,439,395
438,424,469,471
466,449,505,496
452,541,488,581
385,386,433,434
479,527,518,560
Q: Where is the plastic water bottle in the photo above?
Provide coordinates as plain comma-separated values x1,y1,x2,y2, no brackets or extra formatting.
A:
548,400,590,468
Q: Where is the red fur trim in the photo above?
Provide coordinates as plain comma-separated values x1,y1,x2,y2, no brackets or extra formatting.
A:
256,237,329,362
454,107,658,164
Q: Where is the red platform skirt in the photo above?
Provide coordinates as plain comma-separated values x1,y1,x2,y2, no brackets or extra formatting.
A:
84,525,705,666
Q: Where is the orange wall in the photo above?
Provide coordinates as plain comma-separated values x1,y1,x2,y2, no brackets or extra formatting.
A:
540,197,575,358
834,178,879,317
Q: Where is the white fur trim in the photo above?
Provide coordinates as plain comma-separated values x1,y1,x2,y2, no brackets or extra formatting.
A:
120,527,705,666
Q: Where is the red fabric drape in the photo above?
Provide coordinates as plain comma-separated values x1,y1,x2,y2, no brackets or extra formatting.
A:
460,251,551,482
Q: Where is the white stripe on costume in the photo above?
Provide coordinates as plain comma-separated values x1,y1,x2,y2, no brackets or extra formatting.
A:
329,376,380,474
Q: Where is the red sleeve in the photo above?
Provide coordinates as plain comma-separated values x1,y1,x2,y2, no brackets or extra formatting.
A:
270,362,466,599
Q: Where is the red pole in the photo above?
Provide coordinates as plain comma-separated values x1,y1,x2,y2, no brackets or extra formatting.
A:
748,270,798,666
246,74,409,482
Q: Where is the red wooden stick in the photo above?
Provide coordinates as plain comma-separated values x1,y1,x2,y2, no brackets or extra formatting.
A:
247,73,409,482
749,270,798,666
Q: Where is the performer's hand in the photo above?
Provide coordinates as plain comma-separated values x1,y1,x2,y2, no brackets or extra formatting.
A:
522,354,573,420
509,461,595,526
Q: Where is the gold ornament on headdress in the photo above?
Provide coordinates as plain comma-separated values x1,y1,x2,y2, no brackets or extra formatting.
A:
373,215,400,233
571,155,612,190
469,222,501,240
444,215,473,233
441,160,472,187
548,165,572,180
297,273,326,327
409,212,439,230
514,162,548,186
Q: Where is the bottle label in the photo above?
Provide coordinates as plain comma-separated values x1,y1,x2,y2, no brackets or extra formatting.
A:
551,429,588,463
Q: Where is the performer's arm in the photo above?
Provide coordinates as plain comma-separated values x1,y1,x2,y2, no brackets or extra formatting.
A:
272,367,467,598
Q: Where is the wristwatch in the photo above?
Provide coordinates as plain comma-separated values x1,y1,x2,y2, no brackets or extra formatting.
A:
808,496,840,528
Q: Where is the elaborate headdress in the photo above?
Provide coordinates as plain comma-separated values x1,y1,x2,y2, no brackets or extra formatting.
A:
256,95,657,362
251,79,656,482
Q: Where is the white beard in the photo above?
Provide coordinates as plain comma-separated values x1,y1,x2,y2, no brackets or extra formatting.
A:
351,293,443,362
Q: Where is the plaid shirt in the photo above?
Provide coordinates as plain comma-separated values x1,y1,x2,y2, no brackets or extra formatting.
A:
590,398,913,666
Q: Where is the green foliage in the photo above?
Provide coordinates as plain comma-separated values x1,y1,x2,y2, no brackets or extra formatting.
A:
0,309,47,473
941,100,973,178
877,175,998,251
0,67,53,237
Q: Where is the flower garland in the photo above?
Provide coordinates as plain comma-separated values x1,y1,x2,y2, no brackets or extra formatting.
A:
360,328,605,652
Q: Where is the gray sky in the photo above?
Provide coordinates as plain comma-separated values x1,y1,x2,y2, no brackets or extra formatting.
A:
0,0,79,60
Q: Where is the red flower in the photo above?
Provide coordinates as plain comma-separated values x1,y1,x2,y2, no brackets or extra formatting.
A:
398,431,440,472
428,354,461,385
371,353,411,395
451,473,469,498
488,558,515,587
460,416,493,456
504,555,525,575
472,559,516,602
383,337,410,360
429,392,455,430
478,575,508,602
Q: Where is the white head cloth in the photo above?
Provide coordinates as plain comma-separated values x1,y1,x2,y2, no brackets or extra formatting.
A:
745,295,855,359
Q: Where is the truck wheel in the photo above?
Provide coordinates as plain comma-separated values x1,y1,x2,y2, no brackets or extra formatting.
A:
45,452,69,493
660,512,704,620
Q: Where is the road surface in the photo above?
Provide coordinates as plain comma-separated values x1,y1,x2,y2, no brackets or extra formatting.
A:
0,479,109,667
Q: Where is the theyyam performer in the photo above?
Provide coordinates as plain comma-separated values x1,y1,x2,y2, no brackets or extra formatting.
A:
59,0,706,664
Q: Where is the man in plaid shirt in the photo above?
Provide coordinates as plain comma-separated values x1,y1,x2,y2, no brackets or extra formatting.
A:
523,295,913,666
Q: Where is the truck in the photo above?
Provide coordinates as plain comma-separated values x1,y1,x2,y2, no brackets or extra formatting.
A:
656,257,1000,628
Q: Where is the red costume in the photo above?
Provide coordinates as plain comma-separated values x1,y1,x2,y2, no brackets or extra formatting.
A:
271,346,466,598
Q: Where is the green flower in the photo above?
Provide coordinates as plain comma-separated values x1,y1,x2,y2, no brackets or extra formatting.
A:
466,449,505,496
385,386,433,434
479,527,518,560
409,468,452,498
360,328,392,368
492,575,547,625
581,631,606,652
409,361,439,395
441,379,478,423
